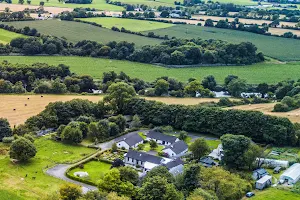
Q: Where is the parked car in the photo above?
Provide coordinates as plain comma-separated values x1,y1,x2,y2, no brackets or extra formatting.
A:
246,192,255,198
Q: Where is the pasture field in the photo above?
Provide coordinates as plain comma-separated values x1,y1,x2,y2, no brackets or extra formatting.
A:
144,24,300,61
0,29,25,44
1,56,300,84
68,161,111,184
0,94,103,126
0,137,96,200
80,17,174,32
3,20,162,48
7,0,124,11
205,0,259,5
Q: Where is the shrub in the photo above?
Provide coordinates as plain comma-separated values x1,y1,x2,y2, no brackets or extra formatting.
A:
2,136,14,143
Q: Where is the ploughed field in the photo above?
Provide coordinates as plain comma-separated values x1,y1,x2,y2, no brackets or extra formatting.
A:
1,56,300,84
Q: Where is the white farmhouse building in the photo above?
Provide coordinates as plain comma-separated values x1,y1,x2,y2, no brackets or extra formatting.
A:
280,163,300,185
163,140,188,157
117,133,144,150
146,130,179,146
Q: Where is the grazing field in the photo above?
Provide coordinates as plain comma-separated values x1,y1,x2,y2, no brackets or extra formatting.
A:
68,161,111,184
1,56,300,84
227,103,300,123
0,137,96,200
6,0,124,11
205,0,259,5
145,24,300,61
80,17,174,32
145,97,222,105
3,20,162,48
111,0,178,7
0,29,25,44
0,94,103,126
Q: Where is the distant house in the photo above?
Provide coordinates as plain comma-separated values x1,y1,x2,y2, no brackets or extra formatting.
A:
208,144,224,161
163,140,188,157
252,168,268,180
280,163,300,185
163,158,184,176
199,157,218,168
146,130,179,146
255,175,272,190
117,133,144,150
36,128,55,137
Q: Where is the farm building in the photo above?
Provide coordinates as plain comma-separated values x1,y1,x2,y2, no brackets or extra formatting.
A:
162,140,188,157
256,158,289,168
146,130,179,146
252,168,268,180
280,163,300,185
117,133,144,150
255,175,272,190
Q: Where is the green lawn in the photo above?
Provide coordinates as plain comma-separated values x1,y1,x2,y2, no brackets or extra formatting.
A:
0,29,25,44
249,188,300,200
7,0,124,11
207,140,221,149
1,56,300,84
3,20,162,48
142,143,164,152
68,160,111,184
207,0,260,5
80,17,174,32
0,190,25,200
0,137,96,200
109,0,178,7
145,24,300,61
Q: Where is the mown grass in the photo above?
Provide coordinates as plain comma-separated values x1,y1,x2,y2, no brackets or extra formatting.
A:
9,0,124,11
80,17,174,32
0,29,25,44
0,137,96,199
246,188,300,200
145,24,300,61
207,0,260,5
1,56,300,84
3,20,162,48
68,161,111,184
0,189,25,200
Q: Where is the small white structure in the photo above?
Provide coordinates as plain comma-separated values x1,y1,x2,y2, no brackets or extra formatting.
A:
241,92,262,98
208,144,224,161
74,171,89,178
163,140,188,157
117,133,144,150
92,89,103,94
256,158,289,168
280,163,300,185
256,175,272,190
146,130,179,146
213,91,231,98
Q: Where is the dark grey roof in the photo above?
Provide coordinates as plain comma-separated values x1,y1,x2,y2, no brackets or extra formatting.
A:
164,158,184,169
120,133,143,147
165,140,188,154
147,130,177,143
200,157,217,167
253,168,268,175
125,150,162,164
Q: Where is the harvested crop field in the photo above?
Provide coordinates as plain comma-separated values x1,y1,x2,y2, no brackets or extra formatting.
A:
0,95,103,126
227,103,300,123
0,3,72,14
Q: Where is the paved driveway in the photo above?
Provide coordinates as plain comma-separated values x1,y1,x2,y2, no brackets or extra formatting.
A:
46,164,97,194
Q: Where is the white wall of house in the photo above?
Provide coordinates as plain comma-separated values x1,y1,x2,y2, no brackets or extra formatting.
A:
124,157,145,167
132,141,143,148
117,141,130,150
163,148,176,157
146,137,179,146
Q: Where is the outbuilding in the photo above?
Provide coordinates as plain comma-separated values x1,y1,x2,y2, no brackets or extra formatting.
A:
252,168,268,180
255,175,272,190
280,163,300,185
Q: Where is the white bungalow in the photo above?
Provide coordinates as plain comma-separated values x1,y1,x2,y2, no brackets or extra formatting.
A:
117,133,144,150
146,130,179,146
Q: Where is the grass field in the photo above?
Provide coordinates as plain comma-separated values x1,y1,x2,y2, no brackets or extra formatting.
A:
242,188,300,200
0,189,25,200
145,24,300,61
206,0,259,5
68,161,111,184
1,56,300,84
80,17,174,32
7,0,124,11
0,29,25,44
0,137,96,200
3,20,162,48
